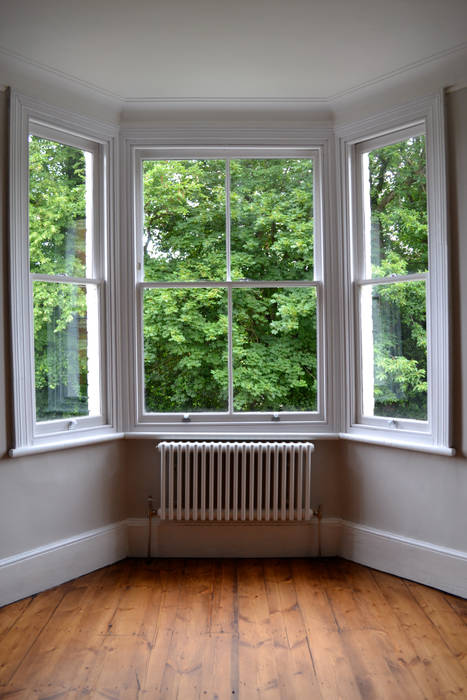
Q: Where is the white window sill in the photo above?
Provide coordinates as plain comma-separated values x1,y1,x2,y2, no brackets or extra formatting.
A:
339,432,456,457
124,431,339,441
8,432,125,458
8,430,455,458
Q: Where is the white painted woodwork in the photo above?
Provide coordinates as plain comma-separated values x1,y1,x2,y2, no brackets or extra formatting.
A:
3,515,466,607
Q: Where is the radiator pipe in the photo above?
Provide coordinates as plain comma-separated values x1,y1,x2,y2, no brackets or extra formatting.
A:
315,504,323,557
147,495,158,559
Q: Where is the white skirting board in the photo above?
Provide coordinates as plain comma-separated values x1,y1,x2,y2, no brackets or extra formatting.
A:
340,520,467,599
127,517,342,559
0,522,128,607
1,518,466,607
127,518,467,597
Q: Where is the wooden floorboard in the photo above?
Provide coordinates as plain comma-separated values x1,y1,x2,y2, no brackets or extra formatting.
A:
0,558,465,699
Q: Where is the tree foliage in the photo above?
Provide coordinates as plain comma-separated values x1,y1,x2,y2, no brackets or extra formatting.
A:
368,136,427,419
29,138,428,421
29,136,89,419
142,158,316,413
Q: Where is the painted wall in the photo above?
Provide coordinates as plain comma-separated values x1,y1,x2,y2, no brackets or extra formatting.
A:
339,88,467,554
124,438,343,520
0,89,127,560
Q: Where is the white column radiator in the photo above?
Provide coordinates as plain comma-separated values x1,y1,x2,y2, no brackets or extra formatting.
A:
157,441,315,522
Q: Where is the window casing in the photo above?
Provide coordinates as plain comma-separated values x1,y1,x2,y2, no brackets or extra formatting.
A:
127,146,335,438
339,93,451,451
9,92,119,452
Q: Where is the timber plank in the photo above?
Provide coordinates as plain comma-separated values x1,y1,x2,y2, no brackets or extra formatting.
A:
158,560,215,698
0,599,32,637
444,594,467,623
264,560,322,699
291,560,361,700
406,580,467,674
334,560,430,699
0,588,67,687
373,569,467,698
199,632,236,698
237,560,281,699
1,559,467,699
87,635,150,699
104,581,162,642
209,560,236,635
143,559,184,695
4,629,103,696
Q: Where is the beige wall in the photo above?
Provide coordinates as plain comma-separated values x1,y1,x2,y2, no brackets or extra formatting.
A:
124,438,343,520
0,86,466,564
339,88,467,552
0,90,126,560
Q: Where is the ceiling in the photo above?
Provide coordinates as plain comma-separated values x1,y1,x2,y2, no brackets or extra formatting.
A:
1,0,466,103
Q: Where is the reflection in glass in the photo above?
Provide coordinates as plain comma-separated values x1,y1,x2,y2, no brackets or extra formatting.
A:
33,282,100,421
230,159,314,281
143,160,226,281
29,136,92,277
364,135,428,278
144,288,228,412
232,287,317,412
361,280,427,420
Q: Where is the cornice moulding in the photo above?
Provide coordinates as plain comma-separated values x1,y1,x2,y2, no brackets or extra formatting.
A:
331,40,467,104
1,40,466,118
0,45,124,103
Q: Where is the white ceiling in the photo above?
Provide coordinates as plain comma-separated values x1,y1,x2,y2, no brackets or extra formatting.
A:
1,0,466,102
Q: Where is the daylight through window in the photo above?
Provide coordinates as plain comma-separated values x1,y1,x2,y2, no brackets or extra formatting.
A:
140,157,319,415
356,132,428,423
29,133,102,426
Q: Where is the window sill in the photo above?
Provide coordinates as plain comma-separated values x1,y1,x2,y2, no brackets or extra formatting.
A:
124,431,339,441
339,432,455,457
8,429,455,458
8,432,125,458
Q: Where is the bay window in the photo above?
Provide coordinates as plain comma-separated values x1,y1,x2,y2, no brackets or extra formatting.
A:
9,91,452,454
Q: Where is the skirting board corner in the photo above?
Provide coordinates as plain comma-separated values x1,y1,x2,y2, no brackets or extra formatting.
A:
0,521,128,607
1,517,466,607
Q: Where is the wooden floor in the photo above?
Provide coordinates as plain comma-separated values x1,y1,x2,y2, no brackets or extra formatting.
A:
0,558,466,699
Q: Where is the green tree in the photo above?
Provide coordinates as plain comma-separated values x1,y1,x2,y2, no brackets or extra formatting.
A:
29,136,89,419
368,136,427,419
29,141,429,421
142,158,317,413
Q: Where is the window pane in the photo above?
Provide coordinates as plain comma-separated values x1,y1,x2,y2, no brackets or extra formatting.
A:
29,136,92,277
143,160,226,281
361,280,427,420
33,282,101,421
232,287,317,411
364,135,427,278
230,159,314,281
143,288,228,412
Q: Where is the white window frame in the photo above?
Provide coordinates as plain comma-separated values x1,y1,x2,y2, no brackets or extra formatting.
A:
8,92,452,456
337,93,452,453
9,91,121,454
122,132,339,439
